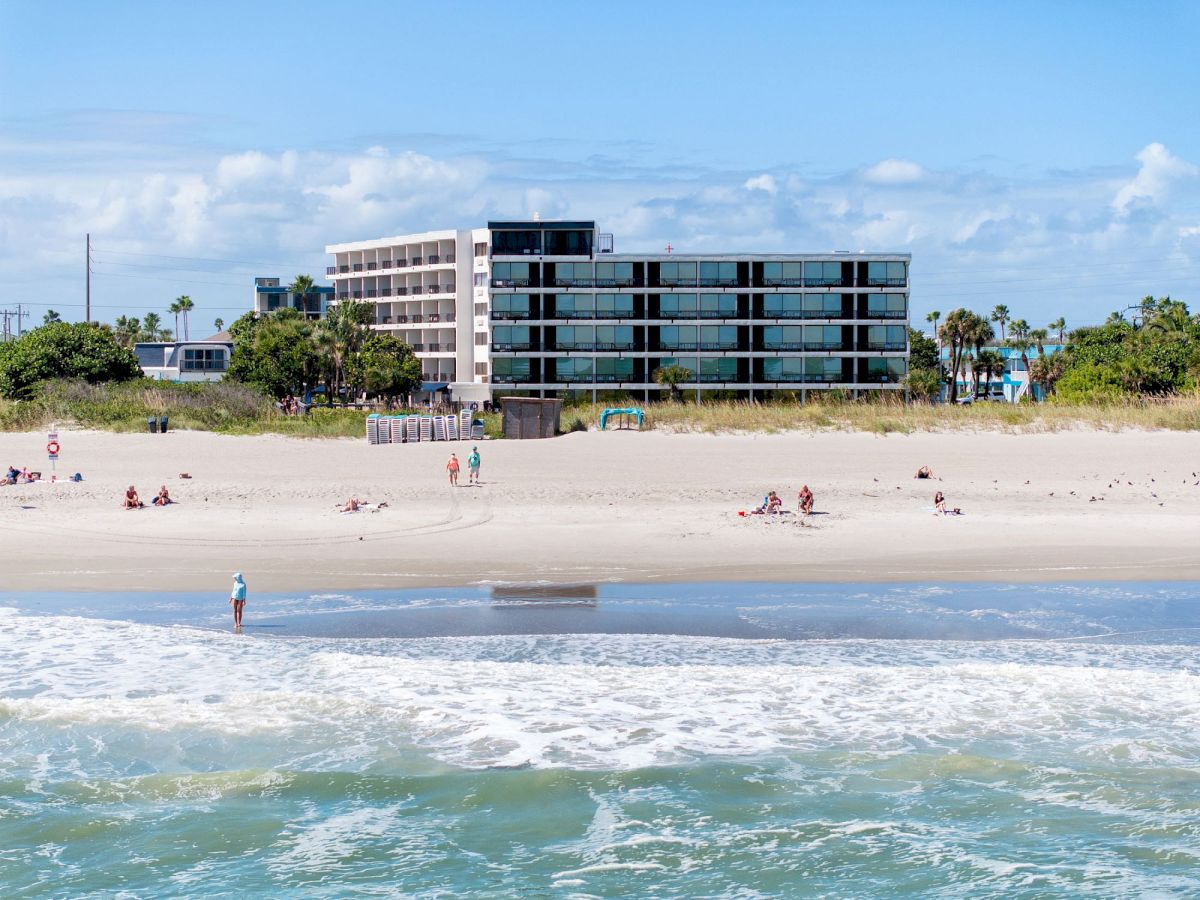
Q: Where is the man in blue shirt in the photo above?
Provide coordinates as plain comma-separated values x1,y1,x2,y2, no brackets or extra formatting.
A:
467,446,481,485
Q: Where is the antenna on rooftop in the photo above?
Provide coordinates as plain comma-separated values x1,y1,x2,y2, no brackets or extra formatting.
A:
532,211,541,222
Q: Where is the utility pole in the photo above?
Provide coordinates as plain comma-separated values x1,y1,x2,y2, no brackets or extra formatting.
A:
1,307,29,341
86,233,92,324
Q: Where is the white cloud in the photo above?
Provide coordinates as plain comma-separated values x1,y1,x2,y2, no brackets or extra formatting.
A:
861,159,925,185
1112,142,1198,215
743,173,777,194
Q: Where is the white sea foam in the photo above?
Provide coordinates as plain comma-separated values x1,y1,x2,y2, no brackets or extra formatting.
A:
0,611,1198,777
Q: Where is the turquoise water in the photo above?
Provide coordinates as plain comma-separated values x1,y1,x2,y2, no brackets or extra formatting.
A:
2,582,1199,897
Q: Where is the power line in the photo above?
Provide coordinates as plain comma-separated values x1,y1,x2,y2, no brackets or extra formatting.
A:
94,246,318,269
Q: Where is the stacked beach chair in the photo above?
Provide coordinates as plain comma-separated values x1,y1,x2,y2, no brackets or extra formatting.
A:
366,411,481,445
366,414,382,444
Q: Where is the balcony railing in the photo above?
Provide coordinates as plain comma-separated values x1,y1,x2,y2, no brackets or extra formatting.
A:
492,342,533,352
492,278,532,288
698,342,739,351
864,309,907,319
411,314,423,324
337,293,349,299
326,266,337,275
555,278,594,287
659,278,699,287
556,343,596,351
865,277,907,287
380,288,391,297
339,265,349,273
410,286,422,295
858,372,903,383
396,287,407,296
491,309,531,320
761,278,805,287
804,341,844,351
411,256,423,266
380,260,392,269
657,342,699,351
762,342,805,351
595,374,632,383
762,309,848,320
766,374,845,384
366,262,377,271
803,277,847,287
492,374,526,384
411,343,425,352
444,314,456,323
352,291,363,299
353,264,364,272
427,255,440,264
698,278,739,287
699,309,738,318
865,342,908,351
395,315,408,323
395,259,408,268
366,290,377,298
594,342,636,351
696,373,735,382
594,278,635,287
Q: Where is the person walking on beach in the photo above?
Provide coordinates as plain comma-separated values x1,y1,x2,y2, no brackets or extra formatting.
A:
230,572,247,629
446,453,460,486
467,446,481,485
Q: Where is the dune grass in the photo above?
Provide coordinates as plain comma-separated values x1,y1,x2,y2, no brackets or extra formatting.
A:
2,379,1198,437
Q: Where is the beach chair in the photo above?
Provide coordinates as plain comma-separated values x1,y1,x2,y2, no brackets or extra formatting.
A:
406,416,421,443
419,416,434,442
445,415,459,440
432,415,447,441
366,413,380,445
460,410,473,439
390,416,406,443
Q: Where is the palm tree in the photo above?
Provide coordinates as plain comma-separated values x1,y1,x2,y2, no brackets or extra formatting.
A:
288,274,317,318
974,349,1005,399
43,310,62,325
213,317,224,333
653,363,693,401
990,304,1010,342
1006,318,1033,402
113,315,141,347
142,312,163,341
1106,310,1126,326
176,296,195,340
1048,317,1066,344
926,310,941,344
938,308,978,402
169,299,182,339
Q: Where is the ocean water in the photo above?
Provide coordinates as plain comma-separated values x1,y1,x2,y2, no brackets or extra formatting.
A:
1,582,1198,897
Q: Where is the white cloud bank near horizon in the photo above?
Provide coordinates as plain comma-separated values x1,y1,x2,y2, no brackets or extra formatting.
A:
1,137,1198,328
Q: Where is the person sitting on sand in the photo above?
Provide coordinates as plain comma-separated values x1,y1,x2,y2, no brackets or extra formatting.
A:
766,490,783,514
798,485,814,515
339,497,361,513
933,491,963,516
124,485,145,509
915,466,935,479
153,485,172,506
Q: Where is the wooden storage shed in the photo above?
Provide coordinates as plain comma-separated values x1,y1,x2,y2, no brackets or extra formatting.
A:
501,398,562,439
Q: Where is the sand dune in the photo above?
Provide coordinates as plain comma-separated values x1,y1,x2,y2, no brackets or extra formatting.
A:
1,428,1197,591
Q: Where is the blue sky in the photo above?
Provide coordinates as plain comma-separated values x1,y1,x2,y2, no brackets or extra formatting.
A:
2,0,1199,334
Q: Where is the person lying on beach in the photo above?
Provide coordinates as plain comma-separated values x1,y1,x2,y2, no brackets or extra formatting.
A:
340,497,360,513
915,466,936,479
124,486,145,509
798,485,814,515
153,485,172,506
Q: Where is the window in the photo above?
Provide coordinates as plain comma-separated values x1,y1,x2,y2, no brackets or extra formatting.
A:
492,358,530,382
699,325,737,349
866,357,907,382
659,293,698,316
867,261,907,287
808,357,843,380
762,325,803,349
660,325,697,350
659,261,697,286
762,261,803,286
181,348,227,372
556,325,593,349
804,261,844,287
491,230,542,255
866,325,907,349
806,325,843,349
802,294,844,318
492,294,531,318
595,325,634,349
475,302,488,317
474,242,488,257
699,261,738,286
867,293,907,318
475,332,488,346
659,357,697,378
473,272,487,287
543,229,593,256
554,262,593,286
492,262,531,286
475,362,488,375
493,325,530,349
595,357,634,382
555,357,593,381
595,261,634,286
596,294,635,318
554,293,595,317
762,294,803,318
698,358,737,382
699,293,737,317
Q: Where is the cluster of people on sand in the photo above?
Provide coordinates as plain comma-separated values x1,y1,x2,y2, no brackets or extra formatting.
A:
2,465,38,485
744,466,964,521
446,447,482,486
337,497,389,513
277,394,304,415
123,485,174,509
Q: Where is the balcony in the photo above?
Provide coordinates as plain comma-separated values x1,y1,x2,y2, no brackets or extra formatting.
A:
761,309,849,320
411,314,423,324
366,289,377,298
326,266,337,275
380,288,391,297
380,260,392,269
804,341,844,351
395,259,408,268
411,286,423,295
596,308,636,319
555,374,594,383
353,264,364,272
696,373,735,383
803,277,848,288
411,343,426,352
865,277,907,287
411,256,424,266
698,342,739,351
765,374,845,384
594,342,636,351
493,342,533,352
594,278,635,288
865,342,908,351
492,278,531,288
444,314,456,323
859,372,904,383
337,293,349,300
428,255,440,264
491,309,531,320
659,278,698,288
864,309,907,319
428,314,440,323
761,278,804,287
442,284,456,294
426,343,456,352
698,278,739,288
339,265,349,273
698,309,737,319
657,342,699,351
395,315,408,323
445,254,456,263
556,343,596,351
352,291,363,299
492,374,526,384
762,342,805,351
366,262,377,271
555,278,594,287
396,287,408,296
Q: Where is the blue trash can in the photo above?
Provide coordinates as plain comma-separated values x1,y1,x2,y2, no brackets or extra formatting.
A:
147,417,158,434
159,416,169,433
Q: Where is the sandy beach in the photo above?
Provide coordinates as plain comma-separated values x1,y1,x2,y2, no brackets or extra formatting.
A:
0,427,1197,591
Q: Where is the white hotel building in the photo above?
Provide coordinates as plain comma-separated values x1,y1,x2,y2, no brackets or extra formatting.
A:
325,220,910,401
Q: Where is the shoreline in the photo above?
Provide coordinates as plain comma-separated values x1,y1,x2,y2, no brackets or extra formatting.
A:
2,428,1198,592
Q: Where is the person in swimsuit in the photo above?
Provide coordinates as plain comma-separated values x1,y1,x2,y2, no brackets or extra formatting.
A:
467,446,481,485
230,572,247,629
766,490,783,513
934,491,947,515
798,485,814,515
124,485,144,509
915,466,935,479
446,453,460,486
153,485,172,506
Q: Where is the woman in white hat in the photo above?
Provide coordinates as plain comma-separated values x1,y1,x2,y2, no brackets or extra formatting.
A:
230,572,247,629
